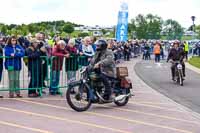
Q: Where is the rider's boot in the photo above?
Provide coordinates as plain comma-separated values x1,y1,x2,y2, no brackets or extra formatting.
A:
182,70,186,80
103,94,111,101
183,72,186,77
103,88,113,101
172,77,175,81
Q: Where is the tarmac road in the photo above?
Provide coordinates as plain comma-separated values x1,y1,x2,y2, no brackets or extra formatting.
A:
1,59,200,133
135,60,200,114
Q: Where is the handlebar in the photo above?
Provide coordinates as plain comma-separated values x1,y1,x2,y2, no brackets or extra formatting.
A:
79,66,87,74
169,60,182,64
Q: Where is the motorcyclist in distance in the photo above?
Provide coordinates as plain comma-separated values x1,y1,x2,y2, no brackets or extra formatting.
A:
167,41,185,81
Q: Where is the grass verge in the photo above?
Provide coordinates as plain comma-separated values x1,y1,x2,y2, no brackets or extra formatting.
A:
189,56,200,69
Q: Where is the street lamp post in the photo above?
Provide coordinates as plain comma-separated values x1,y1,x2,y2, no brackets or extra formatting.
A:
191,16,196,39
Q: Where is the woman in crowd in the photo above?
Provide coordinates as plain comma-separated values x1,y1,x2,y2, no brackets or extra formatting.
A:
79,37,95,65
65,38,78,83
50,40,69,95
26,38,45,97
4,36,25,98
0,45,3,98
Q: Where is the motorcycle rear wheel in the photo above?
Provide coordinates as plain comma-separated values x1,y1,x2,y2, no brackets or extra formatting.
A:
114,89,130,106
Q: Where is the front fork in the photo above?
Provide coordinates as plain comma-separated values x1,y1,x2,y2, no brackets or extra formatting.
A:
80,80,96,101
178,69,183,83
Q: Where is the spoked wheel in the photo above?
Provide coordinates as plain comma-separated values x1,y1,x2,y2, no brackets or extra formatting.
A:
114,89,130,106
66,83,91,112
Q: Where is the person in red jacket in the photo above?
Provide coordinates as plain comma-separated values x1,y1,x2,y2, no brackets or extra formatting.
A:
50,40,69,95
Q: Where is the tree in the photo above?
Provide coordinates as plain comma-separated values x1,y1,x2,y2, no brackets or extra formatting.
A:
101,29,107,35
128,19,136,38
163,19,184,40
188,25,194,31
27,24,35,33
63,24,74,34
9,24,17,30
128,14,162,39
146,14,162,39
0,25,8,34
78,32,89,37
134,14,148,39
196,25,200,39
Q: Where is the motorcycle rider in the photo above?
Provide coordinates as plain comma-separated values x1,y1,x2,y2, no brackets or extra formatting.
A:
89,39,116,101
167,41,185,81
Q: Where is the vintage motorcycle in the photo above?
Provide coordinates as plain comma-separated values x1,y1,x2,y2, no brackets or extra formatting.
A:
66,67,133,112
171,60,184,86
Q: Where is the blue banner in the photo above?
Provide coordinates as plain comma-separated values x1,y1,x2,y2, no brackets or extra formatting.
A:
116,2,128,42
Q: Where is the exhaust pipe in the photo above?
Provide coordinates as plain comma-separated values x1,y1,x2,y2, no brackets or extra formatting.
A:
114,93,133,102
96,91,133,102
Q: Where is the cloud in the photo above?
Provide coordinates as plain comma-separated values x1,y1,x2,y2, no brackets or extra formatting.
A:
0,0,199,28
129,0,199,27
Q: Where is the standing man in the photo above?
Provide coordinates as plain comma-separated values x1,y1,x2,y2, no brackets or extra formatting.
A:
124,42,131,61
154,42,161,63
198,41,200,56
183,41,189,61
36,33,48,88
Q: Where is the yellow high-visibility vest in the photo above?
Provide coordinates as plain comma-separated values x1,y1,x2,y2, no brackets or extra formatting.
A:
184,43,189,52
48,39,54,47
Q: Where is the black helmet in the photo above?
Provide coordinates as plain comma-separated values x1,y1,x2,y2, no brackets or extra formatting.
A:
95,39,107,51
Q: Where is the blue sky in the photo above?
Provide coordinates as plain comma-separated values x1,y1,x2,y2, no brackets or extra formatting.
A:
0,0,199,28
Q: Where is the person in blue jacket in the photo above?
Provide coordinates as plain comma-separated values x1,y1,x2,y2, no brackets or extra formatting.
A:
4,36,25,98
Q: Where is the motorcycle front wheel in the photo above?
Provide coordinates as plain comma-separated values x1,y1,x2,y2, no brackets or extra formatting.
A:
66,82,91,112
178,70,183,86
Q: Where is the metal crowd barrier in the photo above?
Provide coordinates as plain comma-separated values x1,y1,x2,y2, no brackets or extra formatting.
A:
49,56,89,96
0,56,89,97
0,56,49,96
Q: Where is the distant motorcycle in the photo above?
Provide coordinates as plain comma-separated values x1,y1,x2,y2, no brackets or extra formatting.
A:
66,67,133,112
170,60,184,86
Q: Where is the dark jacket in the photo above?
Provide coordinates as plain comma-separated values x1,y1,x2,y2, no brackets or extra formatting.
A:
90,49,116,77
124,45,131,53
4,44,25,70
167,47,185,62
26,46,42,73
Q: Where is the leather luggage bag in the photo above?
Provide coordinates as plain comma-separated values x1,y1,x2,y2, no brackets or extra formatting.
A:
116,67,128,78
120,78,132,89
